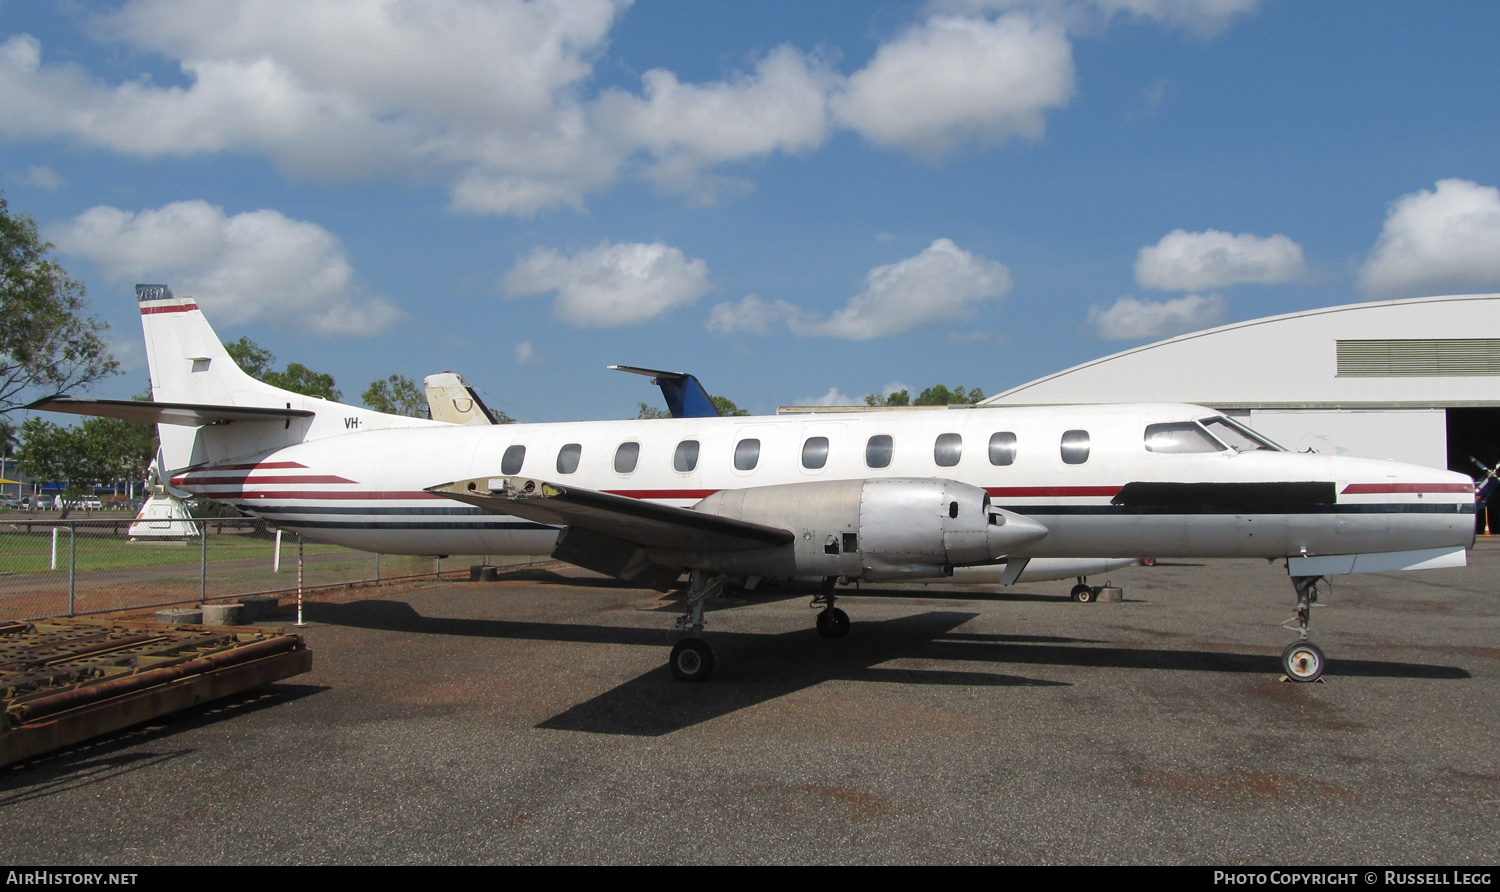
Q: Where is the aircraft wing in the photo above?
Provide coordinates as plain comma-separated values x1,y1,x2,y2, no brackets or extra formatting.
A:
28,397,315,426
425,475,793,552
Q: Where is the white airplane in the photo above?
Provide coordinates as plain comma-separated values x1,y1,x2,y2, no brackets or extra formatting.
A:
34,285,1477,684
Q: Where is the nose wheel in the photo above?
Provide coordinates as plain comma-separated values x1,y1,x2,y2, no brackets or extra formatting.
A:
1281,640,1325,683
1282,574,1327,683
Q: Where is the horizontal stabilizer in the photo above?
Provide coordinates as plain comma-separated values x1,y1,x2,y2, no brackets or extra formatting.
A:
425,476,793,552
28,397,315,427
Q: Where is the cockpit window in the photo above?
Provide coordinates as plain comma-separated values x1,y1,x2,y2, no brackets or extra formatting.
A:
1145,422,1223,454
1202,416,1284,452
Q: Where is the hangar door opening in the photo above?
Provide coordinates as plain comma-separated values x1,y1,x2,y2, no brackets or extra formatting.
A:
1447,408,1500,533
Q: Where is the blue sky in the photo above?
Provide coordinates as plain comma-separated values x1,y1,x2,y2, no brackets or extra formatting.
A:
3,1,1499,421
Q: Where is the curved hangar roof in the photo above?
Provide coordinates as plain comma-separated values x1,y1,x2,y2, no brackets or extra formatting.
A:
984,294,1500,409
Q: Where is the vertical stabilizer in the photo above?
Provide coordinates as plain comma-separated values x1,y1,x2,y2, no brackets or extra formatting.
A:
137,284,282,407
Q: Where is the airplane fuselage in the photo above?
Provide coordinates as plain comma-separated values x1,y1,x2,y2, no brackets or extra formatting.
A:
170,402,1476,572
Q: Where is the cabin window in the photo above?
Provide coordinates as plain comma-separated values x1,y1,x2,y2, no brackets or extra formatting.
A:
1144,422,1221,454
1061,430,1090,464
501,445,526,475
802,436,830,470
866,434,893,469
674,439,700,472
556,443,582,474
614,442,640,474
988,432,1017,466
934,433,962,467
734,438,761,471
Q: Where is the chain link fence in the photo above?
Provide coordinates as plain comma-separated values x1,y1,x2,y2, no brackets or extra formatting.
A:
0,516,533,620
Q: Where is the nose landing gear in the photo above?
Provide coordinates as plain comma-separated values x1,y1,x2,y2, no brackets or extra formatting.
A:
1282,575,1327,682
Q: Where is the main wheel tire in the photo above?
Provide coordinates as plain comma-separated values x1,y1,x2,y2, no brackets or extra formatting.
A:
816,607,851,639
1071,583,1096,603
1281,640,1325,683
669,638,714,682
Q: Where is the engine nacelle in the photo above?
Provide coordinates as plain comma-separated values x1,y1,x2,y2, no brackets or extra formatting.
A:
648,478,1048,581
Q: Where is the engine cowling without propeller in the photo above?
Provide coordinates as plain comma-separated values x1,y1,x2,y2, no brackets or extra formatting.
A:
649,477,1049,581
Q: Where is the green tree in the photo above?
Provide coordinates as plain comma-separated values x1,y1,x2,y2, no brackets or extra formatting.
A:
0,192,118,411
225,336,341,401
18,414,157,516
636,402,671,419
864,390,911,407
363,374,428,418
710,395,750,417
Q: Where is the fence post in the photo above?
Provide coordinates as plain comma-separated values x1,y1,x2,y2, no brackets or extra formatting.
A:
274,528,282,572
50,527,58,570
67,525,76,616
199,519,208,603
295,534,305,627
375,551,381,582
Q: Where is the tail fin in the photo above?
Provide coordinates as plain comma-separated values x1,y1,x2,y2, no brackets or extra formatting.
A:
424,372,496,425
133,285,433,470
138,284,286,407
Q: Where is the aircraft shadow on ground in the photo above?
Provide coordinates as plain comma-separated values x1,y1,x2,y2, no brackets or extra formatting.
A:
308,599,1470,737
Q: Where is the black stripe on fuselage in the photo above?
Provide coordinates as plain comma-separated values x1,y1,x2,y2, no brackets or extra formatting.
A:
1111,481,1335,507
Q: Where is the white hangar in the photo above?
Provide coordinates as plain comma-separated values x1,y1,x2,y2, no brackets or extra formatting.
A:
982,294,1500,481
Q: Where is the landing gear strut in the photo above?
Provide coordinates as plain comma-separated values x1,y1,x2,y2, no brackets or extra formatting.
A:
813,576,851,638
669,570,730,682
1282,575,1327,683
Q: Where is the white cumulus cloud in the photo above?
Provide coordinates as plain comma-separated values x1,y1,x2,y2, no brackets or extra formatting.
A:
514,341,540,366
46,200,402,335
17,165,62,188
1086,293,1226,340
0,1,1260,216
796,386,856,407
501,241,713,327
1358,179,1500,300
709,239,1012,340
593,45,835,204
1135,229,1306,291
831,14,1074,162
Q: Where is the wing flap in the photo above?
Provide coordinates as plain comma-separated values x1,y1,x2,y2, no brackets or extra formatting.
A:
29,397,314,426
425,476,793,552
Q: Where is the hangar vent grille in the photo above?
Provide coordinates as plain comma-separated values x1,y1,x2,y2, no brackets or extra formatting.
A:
1336,339,1500,377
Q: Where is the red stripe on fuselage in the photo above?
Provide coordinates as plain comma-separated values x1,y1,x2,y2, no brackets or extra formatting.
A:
1339,483,1473,494
140,303,200,315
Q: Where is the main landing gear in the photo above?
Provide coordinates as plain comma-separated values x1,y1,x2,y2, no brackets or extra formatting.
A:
669,570,730,682
1071,576,1098,603
1281,575,1327,683
813,576,850,639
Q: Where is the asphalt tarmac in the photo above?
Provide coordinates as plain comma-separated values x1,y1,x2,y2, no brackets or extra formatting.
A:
3,540,1497,865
